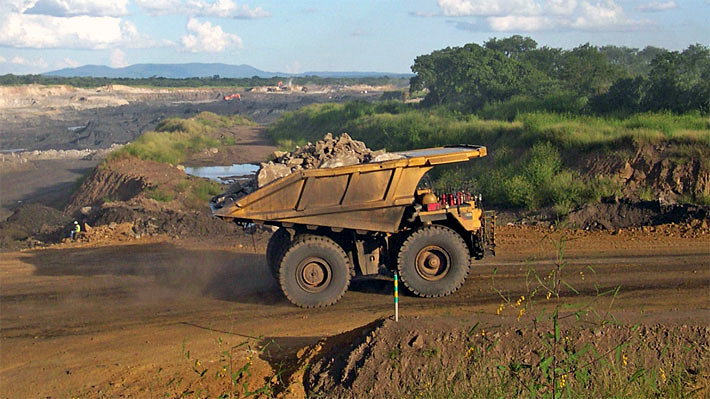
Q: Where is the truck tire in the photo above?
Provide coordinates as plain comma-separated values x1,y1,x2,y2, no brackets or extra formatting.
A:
397,225,470,298
279,236,352,308
266,228,291,279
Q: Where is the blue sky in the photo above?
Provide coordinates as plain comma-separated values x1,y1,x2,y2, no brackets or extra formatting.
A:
0,0,708,75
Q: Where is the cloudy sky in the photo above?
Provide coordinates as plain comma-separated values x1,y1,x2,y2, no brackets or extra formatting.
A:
0,0,708,75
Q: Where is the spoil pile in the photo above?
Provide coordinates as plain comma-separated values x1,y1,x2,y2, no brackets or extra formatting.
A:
212,133,402,207
566,198,710,230
0,204,71,249
301,317,710,398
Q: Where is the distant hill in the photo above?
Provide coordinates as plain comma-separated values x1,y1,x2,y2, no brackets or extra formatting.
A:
45,63,412,79
45,63,273,79
297,71,412,78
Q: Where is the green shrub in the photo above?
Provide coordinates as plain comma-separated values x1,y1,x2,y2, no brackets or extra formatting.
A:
503,174,537,209
583,176,623,202
146,187,174,202
185,179,224,209
268,101,709,210
108,111,250,164
638,186,656,201
479,92,588,121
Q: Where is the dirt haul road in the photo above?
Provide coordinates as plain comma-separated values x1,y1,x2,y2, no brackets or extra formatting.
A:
0,226,708,398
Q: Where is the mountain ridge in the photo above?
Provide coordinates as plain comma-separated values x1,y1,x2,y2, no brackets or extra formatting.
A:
45,63,411,79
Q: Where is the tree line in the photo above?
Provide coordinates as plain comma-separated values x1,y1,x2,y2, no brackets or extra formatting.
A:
410,36,709,116
0,74,408,89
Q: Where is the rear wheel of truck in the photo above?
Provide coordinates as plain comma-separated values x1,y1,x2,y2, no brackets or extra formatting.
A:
278,236,351,308
266,228,291,279
397,225,470,298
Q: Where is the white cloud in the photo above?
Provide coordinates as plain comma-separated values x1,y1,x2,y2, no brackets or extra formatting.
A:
181,18,242,53
436,0,541,16
132,0,181,16
4,0,37,13
546,0,577,15
110,48,128,67
432,0,644,31
10,55,48,68
10,56,30,65
62,57,80,67
0,13,123,48
135,0,270,19
487,15,553,31
636,1,677,12
23,0,129,17
0,11,163,49
572,0,639,30
0,55,6,63
190,0,270,18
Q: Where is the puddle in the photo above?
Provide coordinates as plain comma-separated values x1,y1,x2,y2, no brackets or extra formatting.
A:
184,163,259,184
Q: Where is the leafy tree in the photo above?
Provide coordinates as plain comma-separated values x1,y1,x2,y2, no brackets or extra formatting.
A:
484,35,538,58
410,43,546,110
591,44,709,114
523,46,565,80
589,77,645,114
644,44,710,113
559,43,619,97
600,45,668,77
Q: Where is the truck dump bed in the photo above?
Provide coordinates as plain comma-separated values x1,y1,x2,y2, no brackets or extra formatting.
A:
213,146,486,233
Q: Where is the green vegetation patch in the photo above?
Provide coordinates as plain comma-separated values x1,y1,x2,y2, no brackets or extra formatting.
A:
185,179,223,210
270,102,710,153
109,111,254,164
269,101,709,210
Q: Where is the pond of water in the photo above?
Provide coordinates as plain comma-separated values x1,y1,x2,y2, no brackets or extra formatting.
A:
184,163,259,184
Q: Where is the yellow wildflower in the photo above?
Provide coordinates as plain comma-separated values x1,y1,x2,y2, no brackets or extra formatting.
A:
515,295,525,307
481,329,486,337
660,368,667,383
496,303,504,315
465,346,475,358
546,291,552,300
559,374,567,389
517,308,525,320
622,354,628,367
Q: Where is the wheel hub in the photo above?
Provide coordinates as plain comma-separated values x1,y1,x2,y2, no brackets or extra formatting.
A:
296,257,332,293
415,246,450,281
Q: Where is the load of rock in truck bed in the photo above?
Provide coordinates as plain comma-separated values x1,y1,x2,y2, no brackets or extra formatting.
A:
211,133,403,207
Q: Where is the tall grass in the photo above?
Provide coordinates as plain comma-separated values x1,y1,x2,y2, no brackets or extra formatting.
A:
478,92,589,121
269,102,709,209
269,102,710,152
109,111,254,164
518,112,710,148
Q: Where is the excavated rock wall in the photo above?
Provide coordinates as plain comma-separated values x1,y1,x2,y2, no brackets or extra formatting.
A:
583,143,710,202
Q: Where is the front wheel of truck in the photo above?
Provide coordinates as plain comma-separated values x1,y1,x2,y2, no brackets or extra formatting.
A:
278,235,352,308
397,225,470,298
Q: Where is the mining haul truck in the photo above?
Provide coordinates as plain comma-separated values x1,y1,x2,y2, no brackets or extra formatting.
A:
211,146,495,308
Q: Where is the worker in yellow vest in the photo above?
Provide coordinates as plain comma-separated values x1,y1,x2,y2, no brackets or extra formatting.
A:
70,221,81,240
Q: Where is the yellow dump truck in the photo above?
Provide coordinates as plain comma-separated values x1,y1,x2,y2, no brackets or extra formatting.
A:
212,146,495,308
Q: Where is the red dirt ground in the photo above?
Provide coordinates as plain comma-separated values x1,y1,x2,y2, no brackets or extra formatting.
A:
1,225,708,398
